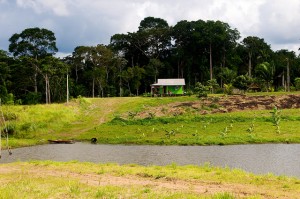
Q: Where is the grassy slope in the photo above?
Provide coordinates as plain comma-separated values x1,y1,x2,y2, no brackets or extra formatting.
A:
1,93,300,147
1,94,300,198
0,161,299,198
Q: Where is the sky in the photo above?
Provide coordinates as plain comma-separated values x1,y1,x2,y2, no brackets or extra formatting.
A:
1,0,300,57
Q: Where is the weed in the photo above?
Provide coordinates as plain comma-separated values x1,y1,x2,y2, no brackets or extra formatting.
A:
271,106,281,134
220,126,229,138
212,192,235,199
68,181,81,195
128,111,137,119
165,129,176,138
147,112,155,119
3,112,17,121
161,107,168,113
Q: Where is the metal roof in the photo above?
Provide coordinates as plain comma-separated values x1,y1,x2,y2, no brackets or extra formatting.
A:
151,79,185,86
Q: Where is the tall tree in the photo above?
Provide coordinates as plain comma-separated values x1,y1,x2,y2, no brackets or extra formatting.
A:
8,27,58,93
0,50,11,103
242,36,271,77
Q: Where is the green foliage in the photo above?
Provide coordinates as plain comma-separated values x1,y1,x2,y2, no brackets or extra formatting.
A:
24,92,42,105
194,82,208,98
295,77,300,91
207,79,219,93
223,83,233,95
3,112,17,121
0,85,8,103
2,18,300,102
271,106,281,134
212,192,235,199
255,62,274,91
233,75,252,91
219,67,237,84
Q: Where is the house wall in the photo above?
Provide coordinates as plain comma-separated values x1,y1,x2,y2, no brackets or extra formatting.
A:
153,85,184,95
166,86,184,94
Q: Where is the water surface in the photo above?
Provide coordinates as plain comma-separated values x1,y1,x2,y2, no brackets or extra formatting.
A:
0,143,299,178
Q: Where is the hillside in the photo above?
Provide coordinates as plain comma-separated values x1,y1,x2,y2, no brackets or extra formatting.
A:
1,93,300,147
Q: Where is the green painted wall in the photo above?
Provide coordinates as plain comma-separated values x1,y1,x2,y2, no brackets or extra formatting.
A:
167,86,184,94
156,85,184,95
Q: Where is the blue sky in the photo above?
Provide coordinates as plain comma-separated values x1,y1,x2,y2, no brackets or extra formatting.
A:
1,0,300,57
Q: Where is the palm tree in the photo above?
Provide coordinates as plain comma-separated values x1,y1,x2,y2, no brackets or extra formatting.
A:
255,62,274,91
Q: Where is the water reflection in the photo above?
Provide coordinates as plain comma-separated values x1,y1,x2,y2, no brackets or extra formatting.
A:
0,143,299,178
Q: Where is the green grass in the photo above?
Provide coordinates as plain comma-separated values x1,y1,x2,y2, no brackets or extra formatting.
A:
0,161,299,198
80,108,300,145
1,94,300,148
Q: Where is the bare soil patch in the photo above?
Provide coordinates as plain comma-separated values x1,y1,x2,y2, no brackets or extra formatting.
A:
136,94,300,118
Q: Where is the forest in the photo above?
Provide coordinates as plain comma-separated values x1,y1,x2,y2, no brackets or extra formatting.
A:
1,16,300,104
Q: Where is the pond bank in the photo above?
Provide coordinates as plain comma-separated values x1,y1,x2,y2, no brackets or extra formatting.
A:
0,161,299,198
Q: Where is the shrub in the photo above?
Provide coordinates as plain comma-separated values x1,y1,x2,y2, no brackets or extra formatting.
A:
295,78,300,91
194,82,208,98
24,92,42,104
224,83,233,95
4,112,17,121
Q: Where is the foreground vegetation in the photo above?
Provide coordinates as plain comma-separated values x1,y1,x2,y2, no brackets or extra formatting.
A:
0,161,299,198
1,93,300,148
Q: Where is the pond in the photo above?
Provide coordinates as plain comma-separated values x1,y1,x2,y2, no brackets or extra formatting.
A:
0,143,299,178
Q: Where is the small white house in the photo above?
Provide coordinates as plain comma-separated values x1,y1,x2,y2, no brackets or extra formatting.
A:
151,79,185,96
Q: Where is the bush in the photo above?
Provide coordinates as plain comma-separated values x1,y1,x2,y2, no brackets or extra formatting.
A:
224,83,233,95
24,92,42,104
233,75,252,92
194,82,209,98
4,112,17,121
294,77,300,91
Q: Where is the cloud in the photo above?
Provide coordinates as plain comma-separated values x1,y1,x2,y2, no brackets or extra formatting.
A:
16,0,70,16
257,0,300,52
0,0,299,54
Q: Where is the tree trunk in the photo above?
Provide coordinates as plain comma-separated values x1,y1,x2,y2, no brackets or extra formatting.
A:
287,59,290,92
45,74,51,104
248,52,252,77
34,65,38,93
92,78,95,98
209,43,213,80
45,74,48,104
47,77,51,104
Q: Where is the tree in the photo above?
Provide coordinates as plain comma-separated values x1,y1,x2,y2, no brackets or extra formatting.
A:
8,27,58,93
273,50,297,91
172,20,197,79
203,21,240,81
39,56,69,103
219,67,237,85
233,75,252,92
0,50,11,102
242,36,272,77
255,62,274,91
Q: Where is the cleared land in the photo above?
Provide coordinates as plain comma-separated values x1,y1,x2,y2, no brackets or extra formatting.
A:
1,93,300,198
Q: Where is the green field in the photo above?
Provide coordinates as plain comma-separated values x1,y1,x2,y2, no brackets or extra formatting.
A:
1,93,300,198
1,94,300,148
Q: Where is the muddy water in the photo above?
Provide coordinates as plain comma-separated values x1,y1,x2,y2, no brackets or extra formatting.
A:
0,143,299,178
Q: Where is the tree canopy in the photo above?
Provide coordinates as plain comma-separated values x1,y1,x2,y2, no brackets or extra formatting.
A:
1,17,300,104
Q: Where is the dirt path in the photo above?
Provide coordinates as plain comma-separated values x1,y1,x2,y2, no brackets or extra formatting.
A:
1,165,298,198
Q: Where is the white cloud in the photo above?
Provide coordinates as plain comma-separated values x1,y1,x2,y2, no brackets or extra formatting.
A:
1,0,299,54
16,0,70,16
